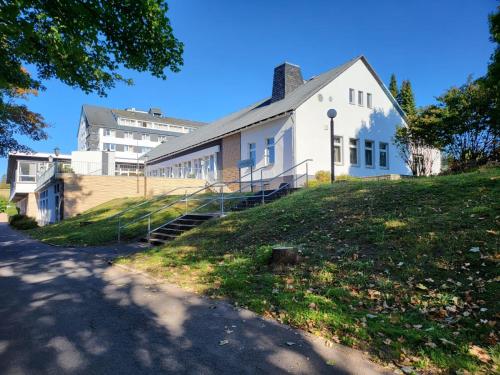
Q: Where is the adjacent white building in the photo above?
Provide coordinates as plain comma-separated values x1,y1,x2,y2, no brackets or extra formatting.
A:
145,56,440,187
78,105,206,175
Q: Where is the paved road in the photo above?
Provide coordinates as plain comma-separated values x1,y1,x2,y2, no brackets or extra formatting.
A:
0,223,392,374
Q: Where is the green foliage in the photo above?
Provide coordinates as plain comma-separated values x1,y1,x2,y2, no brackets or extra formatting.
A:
389,73,399,99
0,198,6,213
397,80,416,117
484,6,499,126
429,79,497,170
0,0,183,156
314,170,331,183
9,214,38,230
120,167,500,373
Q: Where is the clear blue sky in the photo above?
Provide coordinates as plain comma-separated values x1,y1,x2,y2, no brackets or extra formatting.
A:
2,0,497,176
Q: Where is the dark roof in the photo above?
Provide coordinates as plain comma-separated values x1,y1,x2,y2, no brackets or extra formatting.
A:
147,55,404,162
81,105,206,135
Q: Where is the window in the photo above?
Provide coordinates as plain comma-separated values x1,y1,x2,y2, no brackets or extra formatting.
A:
18,162,37,182
103,129,114,136
124,132,133,139
334,136,343,164
349,139,359,165
103,143,116,151
349,88,355,104
367,93,372,108
265,138,275,165
249,143,256,165
379,142,388,168
158,136,167,143
123,145,132,152
141,133,149,141
365,140,374,167
358,90,364,106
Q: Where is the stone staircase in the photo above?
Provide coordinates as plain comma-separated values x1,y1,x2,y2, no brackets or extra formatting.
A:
145,184,294,245
147,213,219,246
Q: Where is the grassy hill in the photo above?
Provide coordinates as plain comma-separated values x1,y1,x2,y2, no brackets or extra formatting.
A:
28,195,188,245
118,167,499,373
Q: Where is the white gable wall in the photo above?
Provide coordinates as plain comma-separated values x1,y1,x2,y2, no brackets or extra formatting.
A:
295,59,412,177
239,115,295,182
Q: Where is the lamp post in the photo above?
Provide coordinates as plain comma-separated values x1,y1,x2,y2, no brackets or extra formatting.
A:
327,108,337,183
143,155,148,198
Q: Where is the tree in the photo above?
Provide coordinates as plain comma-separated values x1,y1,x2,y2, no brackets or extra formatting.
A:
0,0,184,156
398,80,416,117
389,74,399,99
483,6,499,131
432,79,498,169
394,108,442,176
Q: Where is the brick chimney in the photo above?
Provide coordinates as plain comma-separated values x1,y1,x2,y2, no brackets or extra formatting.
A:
271,62,303,103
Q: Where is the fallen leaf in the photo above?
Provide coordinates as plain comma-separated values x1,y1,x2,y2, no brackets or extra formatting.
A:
469,247,480,253
439,338,456,346
286,341,296,346
415,283,428,291
469,345,491,363
219,340,229,346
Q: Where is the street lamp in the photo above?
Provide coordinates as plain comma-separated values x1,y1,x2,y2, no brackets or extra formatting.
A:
327,108,337,183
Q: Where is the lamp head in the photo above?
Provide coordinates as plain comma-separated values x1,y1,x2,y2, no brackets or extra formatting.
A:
327,108,337,119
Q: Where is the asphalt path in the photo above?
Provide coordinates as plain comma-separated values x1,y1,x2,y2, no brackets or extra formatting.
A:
0,222,392,374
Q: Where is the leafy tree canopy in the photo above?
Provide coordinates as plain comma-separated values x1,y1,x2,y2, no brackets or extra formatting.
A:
0,0,183,156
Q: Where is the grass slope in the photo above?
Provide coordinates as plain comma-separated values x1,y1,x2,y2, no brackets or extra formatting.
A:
119,167,499,373
28,195,186,245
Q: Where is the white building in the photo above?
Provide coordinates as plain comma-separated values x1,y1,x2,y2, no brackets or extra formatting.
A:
6,152,72,221
145,56,440,187
78,105,206,176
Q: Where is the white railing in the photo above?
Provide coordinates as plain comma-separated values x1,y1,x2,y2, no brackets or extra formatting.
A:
36,161,103,188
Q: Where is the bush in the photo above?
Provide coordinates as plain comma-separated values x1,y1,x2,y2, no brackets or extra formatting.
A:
9,214,38,230
315,170,331,183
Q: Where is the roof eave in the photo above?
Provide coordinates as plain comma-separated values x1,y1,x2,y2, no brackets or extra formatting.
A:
146,110,294,163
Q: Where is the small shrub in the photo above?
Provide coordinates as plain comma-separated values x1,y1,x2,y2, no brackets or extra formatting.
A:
9,214,38,230
315,170,331,183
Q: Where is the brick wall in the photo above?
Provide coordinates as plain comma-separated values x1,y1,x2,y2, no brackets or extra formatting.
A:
17,193,38,218
221,133,241,190
61,174,205,218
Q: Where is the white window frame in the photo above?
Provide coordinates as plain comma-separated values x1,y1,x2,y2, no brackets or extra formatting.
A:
349,138,359,166
364,140,374,168
367,93,373,109
349,88,355,104
103,128,114,137
103,143,116,151
141,133,149,141
358,90,364,106
264,138,275,166
124,131,133,139
17,161,38,182
379,142,389,169
333,136,343,165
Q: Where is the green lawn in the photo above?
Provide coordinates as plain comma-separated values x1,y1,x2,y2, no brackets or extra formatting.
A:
118,167,499,374
28,194,192,245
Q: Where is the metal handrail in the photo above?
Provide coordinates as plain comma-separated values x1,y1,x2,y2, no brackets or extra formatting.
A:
117,160,312,242
117,165,267,240
108,185,209,221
